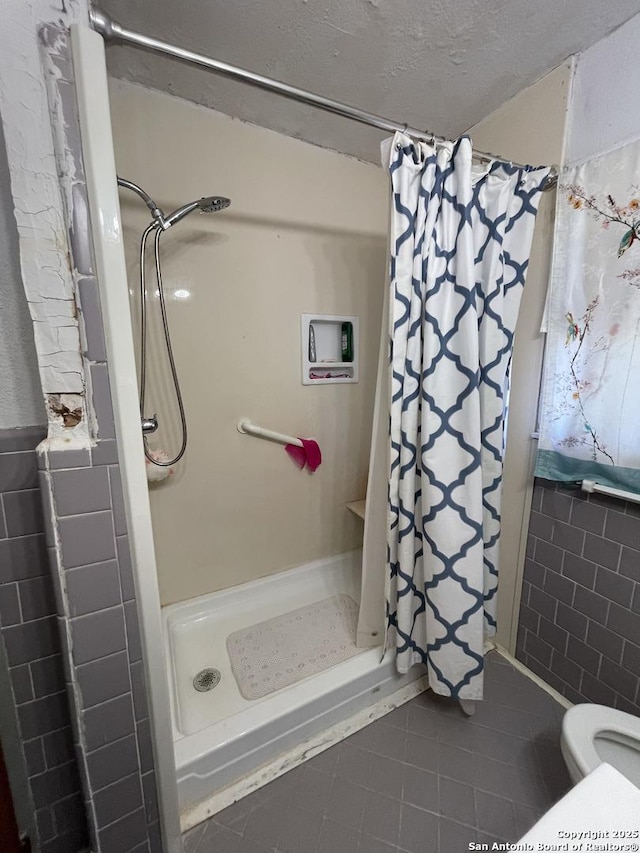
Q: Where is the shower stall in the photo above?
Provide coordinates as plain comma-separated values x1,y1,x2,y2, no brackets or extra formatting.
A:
71,20,429,846
71,10,556,847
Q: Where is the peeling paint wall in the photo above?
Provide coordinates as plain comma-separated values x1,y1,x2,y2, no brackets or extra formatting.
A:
0,0,90,446
0,118,45,429
566,10,640,165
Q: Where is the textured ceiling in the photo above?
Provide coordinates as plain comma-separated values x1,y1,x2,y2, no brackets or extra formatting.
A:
99,0,640,163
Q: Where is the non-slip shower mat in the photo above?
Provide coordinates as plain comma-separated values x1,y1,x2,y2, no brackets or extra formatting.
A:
226,594,361,700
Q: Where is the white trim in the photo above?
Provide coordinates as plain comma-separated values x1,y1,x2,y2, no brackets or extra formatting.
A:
581,479,640,506
70,24,181,853
506,437,538,654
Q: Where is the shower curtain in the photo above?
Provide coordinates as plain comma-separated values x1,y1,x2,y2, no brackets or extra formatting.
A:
361,132,549,699
536,141,640,491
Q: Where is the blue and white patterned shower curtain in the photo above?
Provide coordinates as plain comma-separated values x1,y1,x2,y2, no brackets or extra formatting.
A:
385,133,549,699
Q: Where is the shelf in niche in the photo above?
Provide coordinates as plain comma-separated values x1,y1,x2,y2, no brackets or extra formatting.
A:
301,314,359,385
309,361,354,369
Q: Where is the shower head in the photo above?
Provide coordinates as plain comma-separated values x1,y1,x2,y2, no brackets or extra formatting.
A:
198,196,231,213
118,176,231,230
163,196,231,228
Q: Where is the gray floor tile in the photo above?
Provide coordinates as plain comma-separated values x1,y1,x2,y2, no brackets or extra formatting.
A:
470,699,540,739
215,825,275,853
533,735,571,780
433,741,478,784
368,721,407,759
257,766,304,806
347,723,376,750
182,652,567,853
379,703,409,730
308,745,340,776
438,817,479,851
403,732,439,773
214,797,253,834
466,723,539,773
416,691,461,717
398,803,438,853
288,766,333,815
357,835,397,853
182,822,208,853
438,777,476,826
362,790,401,846
434,713,487,752
317,817,360,853
368,753,404,799
405,705,442,739
513,801,544,838
470,754,530,804
401,765,438,813
512,765,558,812
277,806,322,853
325,776,366,830
335,742,373,787
475,790,518,840
243,802,282,850
183,821,238,853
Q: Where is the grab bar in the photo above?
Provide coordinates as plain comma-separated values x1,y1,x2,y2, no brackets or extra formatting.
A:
581,479,640,506
237,418,303,448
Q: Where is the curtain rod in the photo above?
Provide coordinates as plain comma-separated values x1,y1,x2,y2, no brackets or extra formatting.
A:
89,7,558,190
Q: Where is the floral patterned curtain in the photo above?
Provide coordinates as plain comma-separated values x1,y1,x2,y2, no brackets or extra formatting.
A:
537,140,640,491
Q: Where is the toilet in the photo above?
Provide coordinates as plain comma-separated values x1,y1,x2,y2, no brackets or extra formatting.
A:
562,703,640,789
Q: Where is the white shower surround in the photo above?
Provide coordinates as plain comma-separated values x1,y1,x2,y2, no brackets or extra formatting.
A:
72,23,421,845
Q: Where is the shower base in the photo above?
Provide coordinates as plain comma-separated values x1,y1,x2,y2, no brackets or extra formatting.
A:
162,550,426,826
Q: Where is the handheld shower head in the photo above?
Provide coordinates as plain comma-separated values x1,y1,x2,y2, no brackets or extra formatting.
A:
199,196,231,213
117,176,231,230
163,196,231,228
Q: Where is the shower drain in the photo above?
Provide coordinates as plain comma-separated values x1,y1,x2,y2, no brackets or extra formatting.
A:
193,668,221,692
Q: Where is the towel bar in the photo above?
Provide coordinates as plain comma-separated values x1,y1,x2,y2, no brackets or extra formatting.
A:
237,418,303,448
581,479,640,505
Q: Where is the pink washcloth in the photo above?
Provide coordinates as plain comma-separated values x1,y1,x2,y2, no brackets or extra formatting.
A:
285,439,322,472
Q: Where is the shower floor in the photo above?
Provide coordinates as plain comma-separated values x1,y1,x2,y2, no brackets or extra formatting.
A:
162,550,426,822
163,551,369,738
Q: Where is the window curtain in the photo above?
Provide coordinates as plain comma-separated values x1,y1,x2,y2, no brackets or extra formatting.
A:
385,132,549,699
537,140,640,492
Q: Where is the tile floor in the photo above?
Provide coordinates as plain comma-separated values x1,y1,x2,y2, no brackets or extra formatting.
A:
182,652,572,853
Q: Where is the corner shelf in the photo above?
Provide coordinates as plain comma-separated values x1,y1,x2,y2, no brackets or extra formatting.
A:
345,499,366,520
301,314,359,385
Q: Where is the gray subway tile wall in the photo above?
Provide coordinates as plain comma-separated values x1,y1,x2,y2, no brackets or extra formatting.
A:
517,478,640,712
41,449,161,852
2,25,161,853
41,28,161,845
0,427,89,853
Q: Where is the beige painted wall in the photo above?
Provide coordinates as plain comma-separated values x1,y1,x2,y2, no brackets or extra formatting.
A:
469,61,572,652
108,80,388,605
